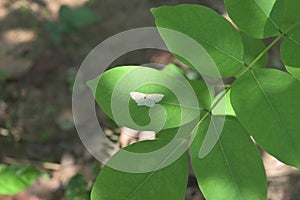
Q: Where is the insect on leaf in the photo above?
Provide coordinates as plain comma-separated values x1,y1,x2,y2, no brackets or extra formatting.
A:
130,92,164,107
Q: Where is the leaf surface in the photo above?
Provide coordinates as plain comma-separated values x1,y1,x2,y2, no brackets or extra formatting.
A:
225,0,300,38
231,69,300,168
190,116,267,200
281,26,300,80
88,66,202,131
0,164,40,195
91,129,188,200
151,4,244,77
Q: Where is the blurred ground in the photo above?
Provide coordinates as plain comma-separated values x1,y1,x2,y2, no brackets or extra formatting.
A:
0,0,299,200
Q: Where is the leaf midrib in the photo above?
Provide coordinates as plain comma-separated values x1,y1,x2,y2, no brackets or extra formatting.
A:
157,9,244,66
125,140,187,200
193,31,244,65
210,118,242,199
251,70,298,160
254,0,280,31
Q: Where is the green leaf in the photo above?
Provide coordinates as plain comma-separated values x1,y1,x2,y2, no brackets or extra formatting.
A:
189,79,213,110
65,174,89,200
190,116,267,200
161,64,213,109
0,164,40,195
225,0,300,39
151,5,245,78
0,70,11,82
279,0,300,32
91,129,188,200
212,90,236,116
231,69,300,169
225,0,280,38
59,5,100,32
87,66,201,131
161,63,185,77
240,33,268,68
281,26,300,80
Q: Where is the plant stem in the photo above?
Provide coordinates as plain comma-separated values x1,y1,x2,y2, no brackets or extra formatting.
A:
213,34,283,111
236,34,283,79
190,33,284,136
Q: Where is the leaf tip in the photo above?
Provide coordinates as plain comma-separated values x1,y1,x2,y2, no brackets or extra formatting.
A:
86,77,100,96
150,7,159,15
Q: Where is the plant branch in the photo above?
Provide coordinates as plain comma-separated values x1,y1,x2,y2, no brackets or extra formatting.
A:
190,33,284,136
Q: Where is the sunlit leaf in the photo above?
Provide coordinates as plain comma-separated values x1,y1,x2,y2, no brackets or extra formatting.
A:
151,5,245,77
190,116,267,200
225,0,300,38
91,128,188,200
231,69,300,169
87,66,203,131
0,164,40,195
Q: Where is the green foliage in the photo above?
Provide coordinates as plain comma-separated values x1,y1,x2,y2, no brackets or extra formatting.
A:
281,26,300,80
88,2,300,200
65,174,90,200
190,117,267,200
0,70,11,82
91,130,188,200
240,33,268,68
0,164,41,195
87,65,210,131
231,69,300,168
224,0,300,39
0,70,11,92
212,90,235,116
151,5,244,78
46,5,100,43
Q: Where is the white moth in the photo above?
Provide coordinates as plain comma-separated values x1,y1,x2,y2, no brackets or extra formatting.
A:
130,92,164,107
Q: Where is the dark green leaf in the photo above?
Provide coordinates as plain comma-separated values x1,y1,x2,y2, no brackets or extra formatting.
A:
188,79,213,110
231,69,300,168
151,5,245,77
225,0,300,38
59,5,100,31
65,174,89,200
190,116,267,200
281,26,300,80
91,128,188,200
0,70,11,82
225,0,280,38
240,33,268,68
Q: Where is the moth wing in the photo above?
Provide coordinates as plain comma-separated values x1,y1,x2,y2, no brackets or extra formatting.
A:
130,92,164,107
143,98,155,107
130,92,150,106
130,92,145,101
147,94,164,103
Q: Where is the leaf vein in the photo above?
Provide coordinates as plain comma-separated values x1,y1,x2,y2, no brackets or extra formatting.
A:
195,34,244,65
254,0,280,31
125,140,187,200
211,117,242,198
251,70,298,159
